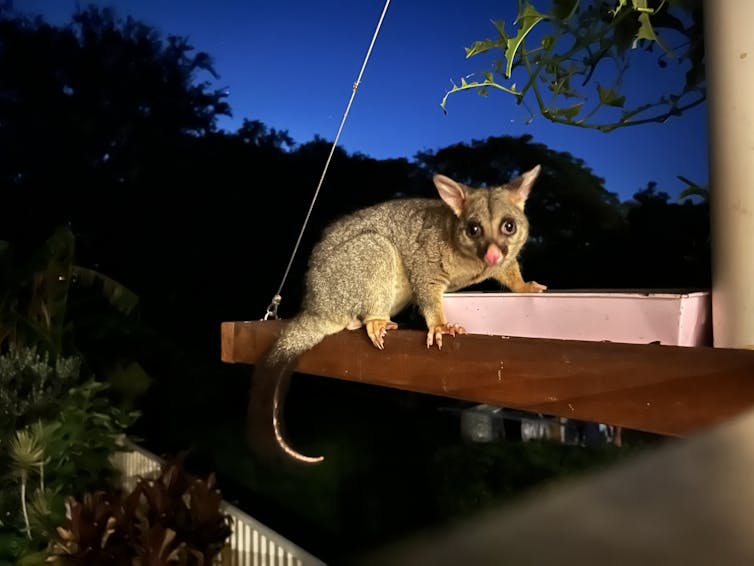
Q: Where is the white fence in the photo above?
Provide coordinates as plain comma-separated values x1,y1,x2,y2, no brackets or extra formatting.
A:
110,442,326,566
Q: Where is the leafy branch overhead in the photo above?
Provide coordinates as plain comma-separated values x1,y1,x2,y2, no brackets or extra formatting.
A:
442,0,705,132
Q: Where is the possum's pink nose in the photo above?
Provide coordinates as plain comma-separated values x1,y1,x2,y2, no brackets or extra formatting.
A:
484,244,504,266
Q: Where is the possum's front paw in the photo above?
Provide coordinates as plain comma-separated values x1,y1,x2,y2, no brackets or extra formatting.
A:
427,323,466,350
522,281,547,293
365,319,398,350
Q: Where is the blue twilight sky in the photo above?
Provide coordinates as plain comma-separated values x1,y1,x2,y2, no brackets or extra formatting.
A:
16,0,708,201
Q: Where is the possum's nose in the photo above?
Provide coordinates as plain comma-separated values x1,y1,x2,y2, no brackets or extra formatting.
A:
484,243,505,266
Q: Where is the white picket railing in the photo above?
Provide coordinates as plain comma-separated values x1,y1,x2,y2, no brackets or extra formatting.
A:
110,442,325,566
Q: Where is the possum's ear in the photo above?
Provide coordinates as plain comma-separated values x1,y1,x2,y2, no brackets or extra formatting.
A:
506,165,541,210
433,174,467,217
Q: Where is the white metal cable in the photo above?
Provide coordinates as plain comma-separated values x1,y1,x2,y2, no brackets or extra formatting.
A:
263,0,392,320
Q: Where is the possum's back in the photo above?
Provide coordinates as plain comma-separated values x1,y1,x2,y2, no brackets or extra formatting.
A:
310,197,449,262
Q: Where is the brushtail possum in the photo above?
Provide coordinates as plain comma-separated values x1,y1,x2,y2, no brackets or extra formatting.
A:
248,165,546,465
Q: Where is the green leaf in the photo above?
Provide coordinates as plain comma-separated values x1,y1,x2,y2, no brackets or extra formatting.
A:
634,11,656,44
678,186,708,201
504,4,545,78
9,428,46,475
492,19,507,38
610,0,629,16
72,266,139,315
597,84,626,107
465,38,499,58
105,361,152,402
541,34,555,50
677,175,709,201
553,0,579,22
440,76,522,113
613,13,640,55
15,550,50,566
633,11,674,56
0,531,26,559
553,103,583,120
549,79,579,99
29,227,75,353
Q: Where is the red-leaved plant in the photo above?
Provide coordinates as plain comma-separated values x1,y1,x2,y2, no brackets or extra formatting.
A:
47,459,232,565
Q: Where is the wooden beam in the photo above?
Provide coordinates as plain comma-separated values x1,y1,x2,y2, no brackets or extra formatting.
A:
221,320,754,437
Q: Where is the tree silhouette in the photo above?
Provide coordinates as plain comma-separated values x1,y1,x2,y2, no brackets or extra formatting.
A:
237,118,294,150
0,7,229,242
623,182,710,288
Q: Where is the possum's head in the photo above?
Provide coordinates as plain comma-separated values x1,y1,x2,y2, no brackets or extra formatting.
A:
432,165,540,266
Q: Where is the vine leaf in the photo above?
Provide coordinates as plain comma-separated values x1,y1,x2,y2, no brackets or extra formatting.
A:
634,8,674,57
597,84,626,108
465,38,498,58
440,78,521,114
504,4,545,78
552,103,583,120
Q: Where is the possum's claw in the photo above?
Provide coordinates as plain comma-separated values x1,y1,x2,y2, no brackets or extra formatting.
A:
366,319,398,349
427,323,466,350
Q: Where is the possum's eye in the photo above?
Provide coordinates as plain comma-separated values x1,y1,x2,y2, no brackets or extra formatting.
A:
500,218,517,236
465,221,482,238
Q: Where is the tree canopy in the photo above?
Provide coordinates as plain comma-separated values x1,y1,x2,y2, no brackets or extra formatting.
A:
0,7,229,241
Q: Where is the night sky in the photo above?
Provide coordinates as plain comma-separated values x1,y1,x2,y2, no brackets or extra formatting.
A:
18,0,709,201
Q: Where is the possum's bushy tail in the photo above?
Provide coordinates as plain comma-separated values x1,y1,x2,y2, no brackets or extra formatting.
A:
247,313,340,465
